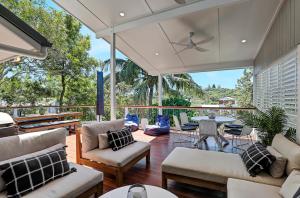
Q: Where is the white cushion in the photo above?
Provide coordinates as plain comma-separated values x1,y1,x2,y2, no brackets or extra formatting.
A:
162,147,285,186
280,170,300,198
272,134,300,175
227,178,281,198
81,119,124,153
98,134,109,149
0,163,103,198
267,146,287,178
83,141,150,167
0,128,67,162
0,143,65,192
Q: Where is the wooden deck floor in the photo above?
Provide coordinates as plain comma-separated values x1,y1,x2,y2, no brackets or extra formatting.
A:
66,130,248,198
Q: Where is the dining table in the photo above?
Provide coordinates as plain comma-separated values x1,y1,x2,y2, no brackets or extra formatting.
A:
191,116,236,147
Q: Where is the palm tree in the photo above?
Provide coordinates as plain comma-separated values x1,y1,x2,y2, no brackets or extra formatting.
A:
102,59,203,105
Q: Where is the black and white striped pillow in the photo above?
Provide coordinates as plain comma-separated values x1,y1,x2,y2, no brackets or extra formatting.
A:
0,148,76,198
107,127,135,151
241,142,275,177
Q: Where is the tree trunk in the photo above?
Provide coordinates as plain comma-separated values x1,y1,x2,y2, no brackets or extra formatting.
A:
59,74,66,107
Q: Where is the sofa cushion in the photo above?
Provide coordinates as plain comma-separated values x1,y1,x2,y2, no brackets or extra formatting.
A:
267,146,287,178
98,134,109,149
241,143,275,176
82,141,150,167
280,170,300,198
0,128,67,162
81,119,124,153
162,147,285,186
272,134,300,175
107,127,135,151
0,143,65,192
0,148,75,197
227,178,281,198
0,163,103,198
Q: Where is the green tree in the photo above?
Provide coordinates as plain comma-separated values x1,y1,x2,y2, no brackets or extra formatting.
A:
235,68,253,107
103,59,203,106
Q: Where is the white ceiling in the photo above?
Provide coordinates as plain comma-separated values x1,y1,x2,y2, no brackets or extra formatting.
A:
54,0,282,75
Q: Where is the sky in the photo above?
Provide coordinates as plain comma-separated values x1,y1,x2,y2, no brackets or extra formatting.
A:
46,0,244,89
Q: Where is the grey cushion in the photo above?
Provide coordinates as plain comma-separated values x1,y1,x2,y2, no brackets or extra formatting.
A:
81,119,124,153
0,163,103,198
267,146,287,178
83,141,150,167
0,128,67,161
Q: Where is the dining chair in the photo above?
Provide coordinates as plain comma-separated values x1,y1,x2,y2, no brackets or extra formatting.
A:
225,125,254,150
172,115,195,144
197,119,222,151
179,112,199,127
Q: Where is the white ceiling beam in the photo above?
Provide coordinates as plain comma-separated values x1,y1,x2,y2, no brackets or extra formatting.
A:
96,0,246,38
153,60,254,75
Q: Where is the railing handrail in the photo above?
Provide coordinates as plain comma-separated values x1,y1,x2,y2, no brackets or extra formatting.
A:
0,105,97,109
124,105,256,110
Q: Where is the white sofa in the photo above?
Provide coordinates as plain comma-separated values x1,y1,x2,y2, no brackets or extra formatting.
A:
0,128,103,198
77,119,151,186
162,134,300,194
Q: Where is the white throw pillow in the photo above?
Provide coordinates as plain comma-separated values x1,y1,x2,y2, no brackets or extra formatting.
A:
98,134,109,149
0,143,65,192
280,170,300,198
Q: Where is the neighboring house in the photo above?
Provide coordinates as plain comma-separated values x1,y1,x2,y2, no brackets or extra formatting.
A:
218,97,236,106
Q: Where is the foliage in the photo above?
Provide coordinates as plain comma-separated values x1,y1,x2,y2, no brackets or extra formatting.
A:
285,128,297,143
0,0,99,107
238,106,287,145
235,69,253,107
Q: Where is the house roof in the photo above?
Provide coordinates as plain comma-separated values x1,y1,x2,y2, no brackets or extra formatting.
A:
53,0,283,75
0,3,52,62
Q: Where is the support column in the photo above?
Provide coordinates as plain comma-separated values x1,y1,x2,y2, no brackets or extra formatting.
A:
297,45,300,144
110,33,117,120
158,74,163,115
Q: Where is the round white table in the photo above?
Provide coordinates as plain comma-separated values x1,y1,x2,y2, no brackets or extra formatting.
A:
99,185,178,198
191,116,236,147
191,116,236,124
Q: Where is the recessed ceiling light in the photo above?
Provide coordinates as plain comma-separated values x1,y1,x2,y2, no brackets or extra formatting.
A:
119,12,125,17
155,52,159,56
241,39,247,43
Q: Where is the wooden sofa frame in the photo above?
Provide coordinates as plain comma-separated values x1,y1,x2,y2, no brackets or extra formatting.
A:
161,172,227,192
76,129,150,186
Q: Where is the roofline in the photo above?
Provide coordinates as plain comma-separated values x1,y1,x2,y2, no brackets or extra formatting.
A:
0,3,52,48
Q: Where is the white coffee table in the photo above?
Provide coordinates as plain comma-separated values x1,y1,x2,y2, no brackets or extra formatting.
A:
99,185,177,198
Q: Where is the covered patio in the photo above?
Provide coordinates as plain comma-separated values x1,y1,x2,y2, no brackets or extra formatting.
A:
54,0,300,142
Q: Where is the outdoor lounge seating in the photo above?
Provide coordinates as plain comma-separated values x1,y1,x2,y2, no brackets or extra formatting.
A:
0,128,103,197
144,115,170,136
161,133,300,192
124,113,139,131
76,119,151,186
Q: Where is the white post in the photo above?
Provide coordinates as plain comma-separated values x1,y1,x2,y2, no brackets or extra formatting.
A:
110,32,117,120
158,74,163,115
297,45,300,144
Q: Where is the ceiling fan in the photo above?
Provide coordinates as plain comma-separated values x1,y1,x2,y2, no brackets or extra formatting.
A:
170,32,214,54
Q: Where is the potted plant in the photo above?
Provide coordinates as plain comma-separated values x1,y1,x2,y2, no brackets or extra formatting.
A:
238,106,287,146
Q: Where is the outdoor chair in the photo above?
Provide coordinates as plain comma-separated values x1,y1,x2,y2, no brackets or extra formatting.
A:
197,119,222,150
179,112,199,127
144,115,170,136
225,125,254,151
173,115,196,144
124,113,139,131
